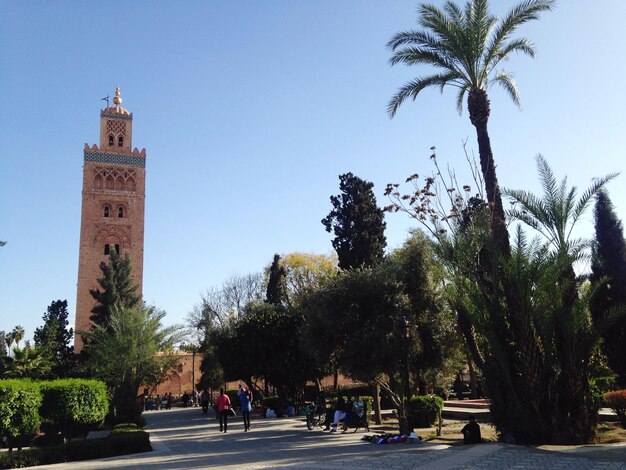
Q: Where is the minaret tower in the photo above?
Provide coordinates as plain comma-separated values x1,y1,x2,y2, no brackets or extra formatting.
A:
74,86,147,351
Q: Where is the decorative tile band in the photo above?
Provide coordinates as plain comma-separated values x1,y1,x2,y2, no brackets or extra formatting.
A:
84,151,145,168
100,112,132,120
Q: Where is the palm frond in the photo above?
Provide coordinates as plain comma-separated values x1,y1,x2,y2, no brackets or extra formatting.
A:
389,46,457,71
490,71,521,107
418,3,467,65
508,155,620,256
456,84,469,114
484,0,552,73
500,37,536,59
443,1,464,23
489,0,555,53
387,29,442,51
567,172,620,239
388,72,461,117
535,154,558,206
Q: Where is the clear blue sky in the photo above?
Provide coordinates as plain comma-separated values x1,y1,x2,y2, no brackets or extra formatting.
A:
1,1,624,343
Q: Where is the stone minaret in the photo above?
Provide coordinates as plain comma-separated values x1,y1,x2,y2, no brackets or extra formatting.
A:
74,86,146,351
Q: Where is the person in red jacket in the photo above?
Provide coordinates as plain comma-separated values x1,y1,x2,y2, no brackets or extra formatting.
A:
215,388,232,433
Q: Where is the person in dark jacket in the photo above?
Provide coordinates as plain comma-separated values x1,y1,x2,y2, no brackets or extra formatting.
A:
461,415,482,444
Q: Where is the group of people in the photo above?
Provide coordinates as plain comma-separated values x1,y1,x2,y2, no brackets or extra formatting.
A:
204,387,483,445
181,389,201,408
322,395,364,433
214,384,253,433
142,392,173,411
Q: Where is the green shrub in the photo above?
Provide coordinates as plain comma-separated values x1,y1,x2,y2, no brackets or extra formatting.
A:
262,395,282,409
31,432,64,447
66,437,114,461
0,379,42,446
39,379,109,437
65,431,151,461
0,431,151,468
409,395,444,428
262,395,285,415
112,422,138,433
0,446,65,469
604,389,626,428
109,431,151,454
0,449,41,469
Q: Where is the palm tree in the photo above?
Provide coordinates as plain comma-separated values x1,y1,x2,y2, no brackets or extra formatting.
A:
83,305,183,423
12,325,25,350
5,331,15,358
506,155,618,256
387,0,554,255
5,346,53,379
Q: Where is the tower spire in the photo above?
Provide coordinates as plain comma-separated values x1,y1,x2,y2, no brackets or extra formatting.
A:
113,85,122,106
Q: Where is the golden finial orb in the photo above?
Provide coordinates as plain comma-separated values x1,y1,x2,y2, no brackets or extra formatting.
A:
112,85,122,106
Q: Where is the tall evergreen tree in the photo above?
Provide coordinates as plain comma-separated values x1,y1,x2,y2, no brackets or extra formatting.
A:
322,172,387,270
266,254,288,306
89,249,141,328
33,300,75,377
590,190,626,387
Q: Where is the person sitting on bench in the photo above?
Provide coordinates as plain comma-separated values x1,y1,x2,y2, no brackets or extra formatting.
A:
461,415,482,444
329,396,348,433
342,395,364,433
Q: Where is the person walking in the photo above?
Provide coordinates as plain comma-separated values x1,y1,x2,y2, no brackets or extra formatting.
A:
239,388,252,431
216,388,232,433
201,388,210,415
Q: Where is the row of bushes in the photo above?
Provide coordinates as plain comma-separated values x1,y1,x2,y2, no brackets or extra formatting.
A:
0,379,109,448
0,428,151,469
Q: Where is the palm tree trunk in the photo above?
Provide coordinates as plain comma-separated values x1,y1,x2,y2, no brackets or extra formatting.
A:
469,87,547,438
468,88,510,259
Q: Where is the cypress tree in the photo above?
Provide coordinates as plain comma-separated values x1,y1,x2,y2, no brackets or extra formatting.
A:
33,300,75,377
322,172,387,270
89,249,141,328
266,254,288,307
590,190,626,386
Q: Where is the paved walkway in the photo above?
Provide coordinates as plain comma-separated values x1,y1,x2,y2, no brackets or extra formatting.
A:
37,407,626,469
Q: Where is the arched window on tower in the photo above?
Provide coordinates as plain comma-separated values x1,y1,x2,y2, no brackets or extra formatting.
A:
104,244,110,255
104,206,110,217
118,207,124,218
118,135,124,147
108,134,114,146
114,244,120,254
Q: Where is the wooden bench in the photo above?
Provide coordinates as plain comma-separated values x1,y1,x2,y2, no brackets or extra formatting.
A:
344,401,370,433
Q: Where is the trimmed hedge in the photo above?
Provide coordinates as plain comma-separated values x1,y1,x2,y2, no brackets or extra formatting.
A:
0,431,151,469
0,379,42,447
604,389,626,428
409,395,444,428
39,379,109,437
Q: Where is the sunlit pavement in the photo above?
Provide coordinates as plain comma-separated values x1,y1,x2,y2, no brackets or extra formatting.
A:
35,407,626,469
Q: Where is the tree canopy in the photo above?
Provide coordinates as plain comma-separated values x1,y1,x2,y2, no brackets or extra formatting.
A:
89,250,141,328
591,190,626,387
33,300,75,378
322,172,387,270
